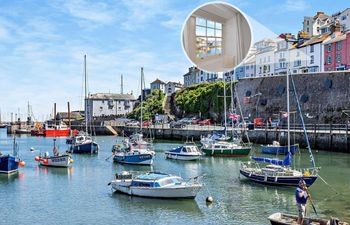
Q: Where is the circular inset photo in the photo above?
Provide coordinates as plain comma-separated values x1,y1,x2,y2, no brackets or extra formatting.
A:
181,2,252,73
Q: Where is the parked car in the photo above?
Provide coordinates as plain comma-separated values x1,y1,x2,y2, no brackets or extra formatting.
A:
238,119,254,130
142,120,152,127
270,119,280,128
169,121,187,128
192,117,201,124
126,120,140,127
199,119,212,126
254,118,264,128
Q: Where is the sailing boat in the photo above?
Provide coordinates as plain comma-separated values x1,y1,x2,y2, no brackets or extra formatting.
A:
69,55,99,154
239,71,319,187
201,73,251,156
0,137,25,174
112,67,155,165
35,139,73,167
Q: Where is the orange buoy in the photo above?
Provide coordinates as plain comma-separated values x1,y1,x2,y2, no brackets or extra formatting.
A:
69,159,74,163
19,161,26,167
43,159,49,164
34,156,40,162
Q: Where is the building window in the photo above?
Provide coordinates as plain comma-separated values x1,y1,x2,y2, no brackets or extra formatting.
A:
327,56,332,64
336,41,342,51
336,53,342,63
327,44,332,52
195,17,222,58
294,60,301,67
306,20,309,25
307,27,309,33
310,44,314,53
310,55,314,64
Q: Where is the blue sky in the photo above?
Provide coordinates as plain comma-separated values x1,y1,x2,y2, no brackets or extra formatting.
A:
0,0,348,121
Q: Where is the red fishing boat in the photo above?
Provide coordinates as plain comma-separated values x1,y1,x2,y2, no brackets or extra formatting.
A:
31,122,78,137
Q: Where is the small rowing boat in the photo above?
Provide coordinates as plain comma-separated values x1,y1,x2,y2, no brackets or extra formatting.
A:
268,212,348,225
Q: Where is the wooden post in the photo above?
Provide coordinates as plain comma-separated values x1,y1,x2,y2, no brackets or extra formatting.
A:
314,122,317,149
330,123,333,151
346,122,349,153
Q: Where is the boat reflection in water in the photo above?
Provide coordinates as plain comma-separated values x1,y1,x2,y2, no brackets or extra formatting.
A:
35,165,73,177
111,191,202,215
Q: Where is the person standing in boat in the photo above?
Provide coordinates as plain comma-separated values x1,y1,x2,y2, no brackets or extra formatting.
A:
296,179,308,224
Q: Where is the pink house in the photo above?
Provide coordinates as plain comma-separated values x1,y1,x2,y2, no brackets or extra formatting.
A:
324,28,350,71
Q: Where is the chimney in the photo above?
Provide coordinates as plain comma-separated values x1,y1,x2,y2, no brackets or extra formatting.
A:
330,19,342,37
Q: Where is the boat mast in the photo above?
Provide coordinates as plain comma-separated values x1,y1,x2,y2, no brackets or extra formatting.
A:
230,75,234,139
287,70,291,166
222,72,227,137
140,67,144,132
84,55,88,134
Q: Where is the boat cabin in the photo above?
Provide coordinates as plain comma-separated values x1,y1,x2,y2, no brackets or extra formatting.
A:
131,173,183,188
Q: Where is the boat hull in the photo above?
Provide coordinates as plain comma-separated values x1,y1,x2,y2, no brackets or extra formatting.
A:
32,129,79,137
112,183,202,198
70,142,99,154
202,147,251,157
268,213,347,225
239,169,318,187
39,155,72,167
165,152,201,161
113,153,154,165
0,155,18,174
261,144,299,155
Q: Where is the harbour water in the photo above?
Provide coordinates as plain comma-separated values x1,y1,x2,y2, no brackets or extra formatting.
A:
0,129,349,224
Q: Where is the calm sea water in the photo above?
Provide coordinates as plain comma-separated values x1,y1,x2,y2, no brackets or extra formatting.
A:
0,129,349,225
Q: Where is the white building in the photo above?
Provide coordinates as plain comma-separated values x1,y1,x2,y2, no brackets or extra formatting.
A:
150,79,165,93
303,12,331,36
183,67,218,87
332,8,350,32
255,43,276,77
299,32,331,73
86,93,136,121
165,82,182,96
274,34,296,75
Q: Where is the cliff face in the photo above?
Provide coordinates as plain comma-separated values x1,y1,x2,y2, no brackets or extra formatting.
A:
235,72,350,124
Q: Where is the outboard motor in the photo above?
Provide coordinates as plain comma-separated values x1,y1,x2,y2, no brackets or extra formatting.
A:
329,218,340,225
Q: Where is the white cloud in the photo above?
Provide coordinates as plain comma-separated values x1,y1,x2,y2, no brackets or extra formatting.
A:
54,0,118,25
285,0,310,12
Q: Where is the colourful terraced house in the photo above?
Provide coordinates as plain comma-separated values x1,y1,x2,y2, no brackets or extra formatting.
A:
324,22,350,71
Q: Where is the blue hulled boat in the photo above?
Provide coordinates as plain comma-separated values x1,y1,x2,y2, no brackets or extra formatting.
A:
70,133,99,154
0,138,24,174
261,142,299,154
112,134,155,165
0,155,19,174
239,72,319,187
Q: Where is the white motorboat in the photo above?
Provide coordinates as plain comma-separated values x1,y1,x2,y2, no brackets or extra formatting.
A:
35,139,73,167
165,142,202,161
109,171,202,198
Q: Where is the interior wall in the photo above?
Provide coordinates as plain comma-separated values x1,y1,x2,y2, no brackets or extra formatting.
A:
183,16,196,63
224,13,239,68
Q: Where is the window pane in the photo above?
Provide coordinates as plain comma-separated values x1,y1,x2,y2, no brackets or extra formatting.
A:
215,38,222,46
216,47,222,54
207,20,215,28
215,22,222,29
196,17,206,26
208,47,216,55
215,29,222,37
207,38,215,47
207,28,215,37
196,26,206,36
196,37,206,47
